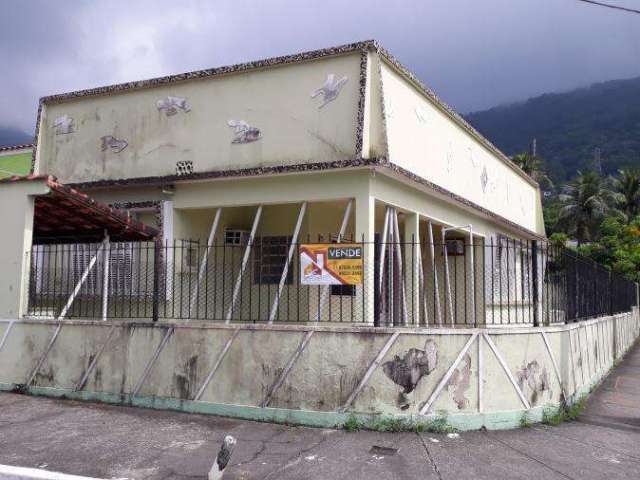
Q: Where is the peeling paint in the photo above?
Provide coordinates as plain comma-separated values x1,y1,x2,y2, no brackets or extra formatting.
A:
382,339,437,394
516,360,552,405
447,354,471,409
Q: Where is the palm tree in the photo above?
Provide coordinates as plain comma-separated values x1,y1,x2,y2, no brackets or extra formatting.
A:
610,169,640,221
511,152,553,189
558,171,618,244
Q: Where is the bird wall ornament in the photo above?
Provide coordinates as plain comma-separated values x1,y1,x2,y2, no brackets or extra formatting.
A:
311,73,348,108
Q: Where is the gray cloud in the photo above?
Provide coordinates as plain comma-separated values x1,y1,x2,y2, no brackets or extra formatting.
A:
2,0,639,133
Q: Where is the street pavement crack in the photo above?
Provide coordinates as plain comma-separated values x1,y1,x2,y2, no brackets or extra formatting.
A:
416,433,443,480
535,426,640,463
260,434,329,480
487,433,576,479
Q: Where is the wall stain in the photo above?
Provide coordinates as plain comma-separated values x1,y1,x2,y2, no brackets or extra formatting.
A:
447,354,471,409
382,339,438,394
34,367,55,387
174,355,198,399
516,360,552,405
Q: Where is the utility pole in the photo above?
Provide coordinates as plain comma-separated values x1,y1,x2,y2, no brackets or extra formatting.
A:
530,138,537,157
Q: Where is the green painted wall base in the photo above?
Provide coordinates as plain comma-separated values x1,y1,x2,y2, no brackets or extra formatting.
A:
0,371,607,432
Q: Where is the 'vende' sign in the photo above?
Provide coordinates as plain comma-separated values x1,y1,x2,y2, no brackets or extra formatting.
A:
299,244,363,285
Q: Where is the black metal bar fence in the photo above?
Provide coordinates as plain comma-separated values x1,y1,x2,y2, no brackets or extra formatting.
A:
26,236,638,326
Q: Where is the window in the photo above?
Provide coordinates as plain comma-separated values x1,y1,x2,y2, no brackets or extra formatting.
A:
493,235,531,301
253,236,293,285
67,241,155,297
108,242,135,296
224,228,249,246
72,244,101,294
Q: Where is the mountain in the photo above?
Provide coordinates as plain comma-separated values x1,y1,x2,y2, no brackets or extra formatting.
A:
465,77,640,180
0,127,32,147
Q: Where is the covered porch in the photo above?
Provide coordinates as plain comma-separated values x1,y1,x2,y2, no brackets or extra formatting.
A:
15,170,634,327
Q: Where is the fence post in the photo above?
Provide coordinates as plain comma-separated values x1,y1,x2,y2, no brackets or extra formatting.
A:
101,233,110,321
531,240,539,327
152,239,161,322
608,270,613,316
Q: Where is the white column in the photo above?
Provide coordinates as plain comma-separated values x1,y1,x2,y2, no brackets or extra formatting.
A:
404,212,421,325
355,193,375,325
189,208,222,316
226,205,262,323
102,234,110,321
269,202,306,323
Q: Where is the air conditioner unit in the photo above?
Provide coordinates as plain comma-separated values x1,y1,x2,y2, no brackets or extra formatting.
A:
446,239,465,256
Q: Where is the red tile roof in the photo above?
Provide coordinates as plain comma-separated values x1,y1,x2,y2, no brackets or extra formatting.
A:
0,143,33,152
1,174,159,244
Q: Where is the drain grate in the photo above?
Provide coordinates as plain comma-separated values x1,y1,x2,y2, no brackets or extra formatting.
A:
369,445,398,456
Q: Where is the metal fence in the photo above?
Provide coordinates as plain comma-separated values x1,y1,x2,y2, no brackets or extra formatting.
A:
26,236,638,326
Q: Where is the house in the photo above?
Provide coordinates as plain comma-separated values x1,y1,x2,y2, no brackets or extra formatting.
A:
0,40,637,431
2,40,555,326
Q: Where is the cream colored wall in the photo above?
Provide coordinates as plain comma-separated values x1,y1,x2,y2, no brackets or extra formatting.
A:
1,310,637,430
0,181,49,318
379,61,542,234
370,170,524,239
35,53,362,184
171,170,368,210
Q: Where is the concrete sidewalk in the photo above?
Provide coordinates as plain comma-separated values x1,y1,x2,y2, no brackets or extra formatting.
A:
1,342,639,480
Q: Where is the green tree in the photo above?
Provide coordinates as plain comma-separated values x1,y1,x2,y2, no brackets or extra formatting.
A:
557,171,618,244
610,168,640,222
577,214,640,282
511,152,553,189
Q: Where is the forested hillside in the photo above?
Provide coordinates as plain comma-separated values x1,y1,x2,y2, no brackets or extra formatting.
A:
466,77,640,180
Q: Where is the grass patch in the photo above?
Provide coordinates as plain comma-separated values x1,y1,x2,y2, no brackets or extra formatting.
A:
519,411,533,428
542,396,587,426
342,415,365,432
341,414,457,434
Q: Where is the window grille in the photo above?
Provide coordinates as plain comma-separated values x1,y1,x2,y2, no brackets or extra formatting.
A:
253,236,293,285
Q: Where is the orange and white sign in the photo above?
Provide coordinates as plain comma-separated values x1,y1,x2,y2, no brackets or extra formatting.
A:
299,244,363,285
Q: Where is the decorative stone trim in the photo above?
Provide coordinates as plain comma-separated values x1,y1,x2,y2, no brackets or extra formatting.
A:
355,50,368,158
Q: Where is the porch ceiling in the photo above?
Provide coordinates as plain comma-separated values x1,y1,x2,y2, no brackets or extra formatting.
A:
2,174,159,244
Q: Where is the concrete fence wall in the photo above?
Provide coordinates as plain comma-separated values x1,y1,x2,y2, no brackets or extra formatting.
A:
0,309,638,430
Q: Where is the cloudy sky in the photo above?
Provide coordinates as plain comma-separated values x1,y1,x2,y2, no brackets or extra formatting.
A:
1,0,639,133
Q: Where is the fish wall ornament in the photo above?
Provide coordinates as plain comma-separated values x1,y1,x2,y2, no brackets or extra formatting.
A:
311,74,348,108
227,120,262,144
481,166,489,193
53,115,75,135
156,96,191,116
100,135,128,154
